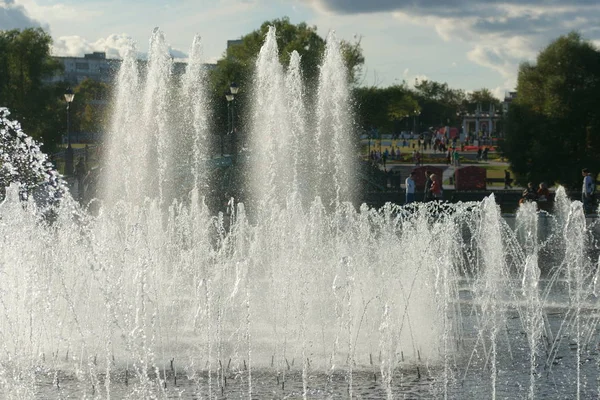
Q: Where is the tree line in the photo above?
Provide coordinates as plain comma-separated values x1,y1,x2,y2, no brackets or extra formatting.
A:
1,22,599,189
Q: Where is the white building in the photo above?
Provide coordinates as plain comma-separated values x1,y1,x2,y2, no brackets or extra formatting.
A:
48,52,117,85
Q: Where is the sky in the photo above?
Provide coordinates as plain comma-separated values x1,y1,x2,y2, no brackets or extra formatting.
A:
2,0,600,98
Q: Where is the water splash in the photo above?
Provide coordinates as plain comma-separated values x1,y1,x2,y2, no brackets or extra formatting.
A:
4,26,600,399
0,107,66,206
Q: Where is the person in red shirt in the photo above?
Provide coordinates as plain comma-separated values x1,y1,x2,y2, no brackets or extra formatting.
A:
430,174,442,200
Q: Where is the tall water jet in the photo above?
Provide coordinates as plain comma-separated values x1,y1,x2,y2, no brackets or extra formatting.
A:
142,28,173,205
285,50,307,206
564,201,589,399
180,34,210,198
315,31,356,207
249,26,289,209
102,40,141,204
516,201,543,399
472,195,509,399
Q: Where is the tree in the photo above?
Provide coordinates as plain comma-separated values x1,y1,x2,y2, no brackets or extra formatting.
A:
503,32,600,188
72,79,111,135
353,84,417,134
413,79,466,128
206,17,365,154
0,28,64,152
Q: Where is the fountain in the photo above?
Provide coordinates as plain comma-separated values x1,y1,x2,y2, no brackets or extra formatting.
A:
2,27,600,399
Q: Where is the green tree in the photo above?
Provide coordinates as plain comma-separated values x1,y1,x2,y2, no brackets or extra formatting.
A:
503,32,600,188
207,17,365,154
413,79,466,128
0,28,64,152
353,84,417,134
72,79,111,135
467,88,500,108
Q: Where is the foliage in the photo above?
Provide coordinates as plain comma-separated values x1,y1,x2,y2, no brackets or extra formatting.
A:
413,79,466,128
0,28,65,152
72,79,111,134
206,16,365,152
502,32,600,188
466,88,501,109
353,84,418,134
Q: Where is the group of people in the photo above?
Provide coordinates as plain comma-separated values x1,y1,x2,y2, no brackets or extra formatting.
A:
369,148,404,167
519,182,551,205
476,147,489,162
445,148,461,167
404,170,443,204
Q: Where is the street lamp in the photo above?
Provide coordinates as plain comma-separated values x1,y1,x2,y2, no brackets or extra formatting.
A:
64,88,75,175
228,82,239,161
413,109,421,135
230,82,239,95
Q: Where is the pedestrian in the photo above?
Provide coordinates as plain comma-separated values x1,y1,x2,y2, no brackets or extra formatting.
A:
504,170,512,189
453,148,460,167
520,182,537,205
424,170,433,202
537,182,550,202
482,147,489,161
582,168,595,213
405,171,416,204
477,147,482,161
430,174,442,200
74,156,88,201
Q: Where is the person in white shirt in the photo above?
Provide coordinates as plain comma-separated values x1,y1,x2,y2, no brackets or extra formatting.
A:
405,171,416,204
582,168,595,213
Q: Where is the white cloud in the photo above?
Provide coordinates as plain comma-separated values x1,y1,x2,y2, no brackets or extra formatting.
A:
15,0,102,24
52,34,135,59
52,33,188,59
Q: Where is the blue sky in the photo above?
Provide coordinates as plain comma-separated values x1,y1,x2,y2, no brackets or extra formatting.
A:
3,0,600,98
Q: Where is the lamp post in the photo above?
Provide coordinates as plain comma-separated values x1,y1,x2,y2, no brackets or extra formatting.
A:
64,88,75,175
457,108,467,142
366,129,370,159
229,82,239,161
413,109,421,135
224,82,240,161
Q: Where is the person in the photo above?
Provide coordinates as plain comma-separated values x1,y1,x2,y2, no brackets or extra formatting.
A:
430,174,442,200
482,147,489,161
520,182,537,205
453,148,460,167
405,171,416,204
476,147,482,162
424,170,433,202
74,156,88,201
504,170,512,189
537,182,550,202
582,168,595,213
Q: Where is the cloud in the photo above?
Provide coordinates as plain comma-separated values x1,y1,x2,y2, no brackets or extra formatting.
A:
308,0,600,17
52,34,135,59
0,0,45,30
307,0,600,92
52,33,188,60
